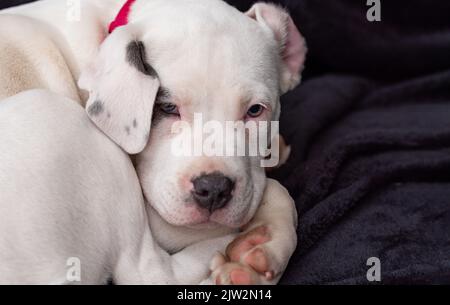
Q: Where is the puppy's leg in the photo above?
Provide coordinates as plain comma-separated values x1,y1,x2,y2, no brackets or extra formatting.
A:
0,15,81,102
211,179,298,285
171,235,237,285
114,228,236,285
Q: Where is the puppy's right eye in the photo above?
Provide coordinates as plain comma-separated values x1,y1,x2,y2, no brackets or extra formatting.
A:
158,103,180,116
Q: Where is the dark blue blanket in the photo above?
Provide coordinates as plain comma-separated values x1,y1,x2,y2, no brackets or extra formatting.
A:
2,0,449,284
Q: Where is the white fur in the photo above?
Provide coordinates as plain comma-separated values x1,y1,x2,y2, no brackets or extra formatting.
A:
0,0,303,284
0,90,166,284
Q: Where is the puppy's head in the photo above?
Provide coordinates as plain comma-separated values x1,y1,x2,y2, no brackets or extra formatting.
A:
79,0,306,229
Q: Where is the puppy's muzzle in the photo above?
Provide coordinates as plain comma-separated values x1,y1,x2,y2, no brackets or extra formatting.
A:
191,172,235,213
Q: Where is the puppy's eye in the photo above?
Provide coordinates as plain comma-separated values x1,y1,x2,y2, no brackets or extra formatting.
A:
158,103,180,116
246,104,265,118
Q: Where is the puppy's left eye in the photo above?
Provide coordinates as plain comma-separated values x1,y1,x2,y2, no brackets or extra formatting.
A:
158,103,180,116
246,104,265,118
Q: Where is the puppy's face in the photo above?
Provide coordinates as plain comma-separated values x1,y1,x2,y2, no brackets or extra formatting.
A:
79,0,306,228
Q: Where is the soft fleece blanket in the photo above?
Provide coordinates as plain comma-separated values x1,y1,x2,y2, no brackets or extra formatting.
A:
2,0,450,284
227,0,450,284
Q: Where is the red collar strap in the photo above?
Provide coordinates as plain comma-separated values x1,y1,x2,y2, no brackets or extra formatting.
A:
108,0,137,33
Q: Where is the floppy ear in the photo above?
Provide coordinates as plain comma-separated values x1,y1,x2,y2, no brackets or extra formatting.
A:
246,3,307,93
78,27,160,154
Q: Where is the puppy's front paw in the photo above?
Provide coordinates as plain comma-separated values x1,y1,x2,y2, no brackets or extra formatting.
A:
209,179,298,285
211,257,262,285
211,226,277,285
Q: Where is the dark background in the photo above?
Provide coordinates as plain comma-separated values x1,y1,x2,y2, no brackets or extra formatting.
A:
2,1,450,284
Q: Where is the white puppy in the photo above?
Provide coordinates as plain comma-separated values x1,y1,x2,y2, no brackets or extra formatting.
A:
0,0,306,284
0,89,229,284
0,90,296,284
0,90,165,284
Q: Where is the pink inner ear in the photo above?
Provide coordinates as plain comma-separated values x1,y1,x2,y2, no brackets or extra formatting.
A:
245,3,306,81
283,17,306,77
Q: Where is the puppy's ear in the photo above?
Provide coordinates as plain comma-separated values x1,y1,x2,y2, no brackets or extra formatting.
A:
78,28,160,154
246,3,307,93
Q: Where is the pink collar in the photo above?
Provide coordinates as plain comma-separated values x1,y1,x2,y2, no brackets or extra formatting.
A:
108,0,137,33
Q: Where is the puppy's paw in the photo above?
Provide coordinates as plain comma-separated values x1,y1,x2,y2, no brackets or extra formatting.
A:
211,226,277,285
212,260,262,285
227,226,274,275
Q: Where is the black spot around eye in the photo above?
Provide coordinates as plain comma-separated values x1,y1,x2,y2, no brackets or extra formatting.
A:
126,41,158,78
156,87,171,102
151,109,165,127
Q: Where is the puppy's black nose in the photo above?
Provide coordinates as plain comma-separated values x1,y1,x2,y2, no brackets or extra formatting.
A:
192,173,235,212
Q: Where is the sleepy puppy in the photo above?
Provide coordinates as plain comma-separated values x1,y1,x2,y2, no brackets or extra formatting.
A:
0,0,306,284
0,89,296,284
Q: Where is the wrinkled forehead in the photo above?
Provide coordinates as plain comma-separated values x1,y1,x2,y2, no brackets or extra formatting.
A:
128,0,281,103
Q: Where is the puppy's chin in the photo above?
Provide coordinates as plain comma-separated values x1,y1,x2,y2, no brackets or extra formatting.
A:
160,211,247,229
185,221,228,230
156,206,210,227
210,214,254,229
156,204,249,229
